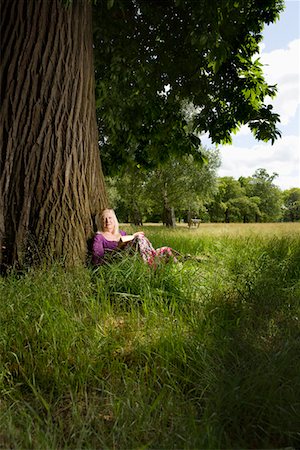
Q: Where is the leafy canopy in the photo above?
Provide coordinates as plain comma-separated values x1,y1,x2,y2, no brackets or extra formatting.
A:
92,0,284,173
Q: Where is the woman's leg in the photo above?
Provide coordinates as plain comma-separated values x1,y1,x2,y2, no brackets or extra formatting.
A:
128,235,157,265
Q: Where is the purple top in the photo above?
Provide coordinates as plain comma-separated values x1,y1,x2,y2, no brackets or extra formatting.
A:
92,230,127,265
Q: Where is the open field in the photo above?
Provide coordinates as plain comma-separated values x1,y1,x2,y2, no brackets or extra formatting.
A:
129,221,300,235
1,223,300,448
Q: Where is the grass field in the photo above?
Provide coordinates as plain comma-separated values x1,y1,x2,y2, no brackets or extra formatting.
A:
1,223,300,449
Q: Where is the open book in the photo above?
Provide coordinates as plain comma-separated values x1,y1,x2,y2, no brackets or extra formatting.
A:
118,234,135,248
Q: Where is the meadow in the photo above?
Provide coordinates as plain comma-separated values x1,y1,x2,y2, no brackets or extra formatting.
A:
1,223,300,449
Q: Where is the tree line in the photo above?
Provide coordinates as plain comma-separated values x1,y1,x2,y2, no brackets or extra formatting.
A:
106,160,300,225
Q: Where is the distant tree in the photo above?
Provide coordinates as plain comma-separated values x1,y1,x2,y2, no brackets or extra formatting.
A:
107,148,220,226
282,188,300,222
105,168,150,225
144,149,220,226
206,199,227,223
240,169,282,221
207,177,245,222
227,196,261,223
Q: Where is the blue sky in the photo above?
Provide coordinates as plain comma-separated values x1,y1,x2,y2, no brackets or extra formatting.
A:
203,0,300,191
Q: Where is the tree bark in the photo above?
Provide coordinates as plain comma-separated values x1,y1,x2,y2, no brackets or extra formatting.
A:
132,203,143,226
225,208,230,223
163,201,176,228
0,0,107,270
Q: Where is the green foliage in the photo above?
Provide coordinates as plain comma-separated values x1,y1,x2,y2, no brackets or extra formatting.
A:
105,165,151,223
108,166,296,225
106,148,220,223
282,188,300,222
1,225,300,448
92,0,283,173
207,169,283,223
241,169,283,221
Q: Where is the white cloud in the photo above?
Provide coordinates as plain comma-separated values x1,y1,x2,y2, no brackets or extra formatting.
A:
218,134,300,190
203,36,300,191
233,125,252,136
261,39,300,124
259,42,266,52
216,38,300,191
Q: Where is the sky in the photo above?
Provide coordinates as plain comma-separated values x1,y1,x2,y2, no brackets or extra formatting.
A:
202,0,300,191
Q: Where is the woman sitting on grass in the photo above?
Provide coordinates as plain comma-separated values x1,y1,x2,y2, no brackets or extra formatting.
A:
92,208,178,267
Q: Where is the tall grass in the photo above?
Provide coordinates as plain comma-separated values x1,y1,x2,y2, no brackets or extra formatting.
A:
0,223,300,448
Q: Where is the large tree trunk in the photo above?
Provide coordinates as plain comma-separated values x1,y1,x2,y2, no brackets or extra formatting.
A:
163,198,176,228
225,208,230,223
0,0,107,270
131,203,143,226
161,186,175,228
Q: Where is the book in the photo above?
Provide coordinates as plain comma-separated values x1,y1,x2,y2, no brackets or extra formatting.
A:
118,234,135,248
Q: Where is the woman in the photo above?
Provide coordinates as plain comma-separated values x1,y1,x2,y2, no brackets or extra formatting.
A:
92,209,177,266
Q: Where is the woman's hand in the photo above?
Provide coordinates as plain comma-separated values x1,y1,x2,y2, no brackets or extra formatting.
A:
133,231,144,238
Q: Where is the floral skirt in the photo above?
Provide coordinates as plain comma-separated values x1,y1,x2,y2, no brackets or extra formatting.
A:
129,235,178,267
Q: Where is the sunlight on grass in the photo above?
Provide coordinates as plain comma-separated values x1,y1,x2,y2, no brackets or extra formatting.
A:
1,223,300,448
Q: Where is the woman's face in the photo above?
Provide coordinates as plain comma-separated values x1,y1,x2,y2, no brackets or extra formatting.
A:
101,210,116,233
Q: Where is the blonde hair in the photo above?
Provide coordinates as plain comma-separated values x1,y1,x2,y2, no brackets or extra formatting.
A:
99,208,119,234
